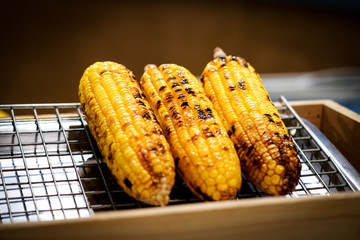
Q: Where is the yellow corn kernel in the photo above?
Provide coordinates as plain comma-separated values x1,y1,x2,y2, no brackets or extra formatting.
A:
79,61,175,206
201,48,302,196
140,63,242,201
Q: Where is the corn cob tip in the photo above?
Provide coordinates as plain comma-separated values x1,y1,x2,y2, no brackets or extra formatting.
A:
144,64,157,71
213,47,227,59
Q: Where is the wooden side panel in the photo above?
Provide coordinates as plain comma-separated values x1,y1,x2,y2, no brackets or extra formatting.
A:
290,100,324,129
321,101,360,172
1,192,359,240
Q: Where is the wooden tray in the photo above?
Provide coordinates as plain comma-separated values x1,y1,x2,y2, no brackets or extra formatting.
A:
1,100,360,240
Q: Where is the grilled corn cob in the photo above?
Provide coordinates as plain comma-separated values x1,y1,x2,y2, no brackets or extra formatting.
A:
140,63,242,201
200,48,302,195
78,61,175,206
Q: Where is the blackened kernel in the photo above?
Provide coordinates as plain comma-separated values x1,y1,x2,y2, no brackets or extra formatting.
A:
181,102,189,107
142,112,151,119
176,120,184,127
177,94,186,99
246,146,254,156
156,100,161,109
148,146,157,151
137,100,146,106
241,60,249,68
231,125,236,134
167,76,176,81
175,88,182,92
185,87,191,91
166,94,174,102
219,56,226,62
205,108,213,118
284,134,290,140
197,109,207,119
134,93,142,99
227,130,233,137
231,56,237,61
169,106,175,112
194,103,200,109
171,111,180,118
264,114,275,123
141,93,146,99
180,78,189,84
159,85,166,91
229,85,236,91
238,81,245,89
171,82,180,88
274,132,280,137
100,70,111,75
273,113,280,118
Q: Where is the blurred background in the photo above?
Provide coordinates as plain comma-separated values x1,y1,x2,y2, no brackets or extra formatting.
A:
1,0,360,113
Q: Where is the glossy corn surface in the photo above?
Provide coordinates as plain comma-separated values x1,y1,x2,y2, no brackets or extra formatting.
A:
140,64,242,201
79,61,175,206
201,52,301,195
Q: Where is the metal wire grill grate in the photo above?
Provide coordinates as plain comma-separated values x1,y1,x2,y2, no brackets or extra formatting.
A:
0,97,358,224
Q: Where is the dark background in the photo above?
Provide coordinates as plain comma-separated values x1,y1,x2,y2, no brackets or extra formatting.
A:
1,0,360,105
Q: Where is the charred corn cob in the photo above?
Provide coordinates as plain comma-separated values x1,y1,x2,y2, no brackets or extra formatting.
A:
78,61,175,206
140,63,242,201
200,48,302,195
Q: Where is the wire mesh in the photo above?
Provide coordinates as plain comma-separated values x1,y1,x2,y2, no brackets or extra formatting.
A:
0,97,357,224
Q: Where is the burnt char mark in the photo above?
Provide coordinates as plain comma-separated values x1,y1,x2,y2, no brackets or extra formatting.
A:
171,111,181,120
274,132,280,137
181,102,189,107
238,81,245,90
156,100,161,110
185,87,196,95
266,95,271,102
231,125,236,134
175,88,182,92
167,76,176,81
231,56,237,61
229,85,236,91
241,60,249,68
283,134,289,140
194,103,200,109
246,146,254,156
100,70,111,75
180,78,189,84
273,113,280,118
205,108,213,118
169,106,175,112
107,142,114,164
171,82,180,88
124,178,132,189
276,122,284,128
148,146,157,151
159,85,166,91
176,120,184,127
196,187,213,201
165,94,174,103
142,112,151,119
133,92,142,99
165,126,171,135
137,100,146,107
177,94,186,99
203,127,215,138
218,56,226,62
197,109,207,119
191,134,200,142
264,113,275,123
227,130,233,137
